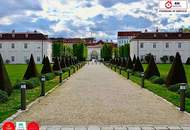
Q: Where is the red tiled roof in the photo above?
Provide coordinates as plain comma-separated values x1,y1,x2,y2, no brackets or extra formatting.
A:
118,31,141,36
0,32,48,40
132,32,190,40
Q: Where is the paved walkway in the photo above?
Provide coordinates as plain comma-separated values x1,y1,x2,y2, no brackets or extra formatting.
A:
13,63,190,126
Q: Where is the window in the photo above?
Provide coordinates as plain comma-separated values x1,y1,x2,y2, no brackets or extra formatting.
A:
11,56,15,62
153,43,156,48
37,56,40,62
24,43,28,49
166,43,169,48
178,42,181,48
154,55,156,61
11,43,15,49
140,43,144,48
0,43,2,49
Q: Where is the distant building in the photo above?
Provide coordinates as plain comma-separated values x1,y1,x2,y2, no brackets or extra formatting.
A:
117,31,141,46
0,30,52,64
130,31,190,63
50,37,96,46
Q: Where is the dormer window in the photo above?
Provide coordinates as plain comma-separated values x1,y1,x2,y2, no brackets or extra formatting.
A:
25,33,28,38
0,34,2,38
165,34,168,37
178,34,182,38
153,34,157,38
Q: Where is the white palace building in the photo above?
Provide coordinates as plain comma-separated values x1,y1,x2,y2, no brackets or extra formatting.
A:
0,30,52,64
118,30,190,63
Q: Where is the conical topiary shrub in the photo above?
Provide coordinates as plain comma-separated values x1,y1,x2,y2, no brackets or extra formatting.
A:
144,55,160,79
53,57,61,71
0,54,12,96
60,57,67,68
41,57,53,74
186,57,190,65
132,55,136,65
166,52,187,86
121,58,127,68
23,54,39,80
133,56,144,72
42,55,46,64
126,56,133,70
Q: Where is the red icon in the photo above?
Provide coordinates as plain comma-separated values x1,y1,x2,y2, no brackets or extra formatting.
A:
27,121,39,130
2,121,15,130
165,1,172,9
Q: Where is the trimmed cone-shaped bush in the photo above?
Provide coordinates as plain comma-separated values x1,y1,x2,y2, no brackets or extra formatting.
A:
42,55,46,64
121,58,127,68
0,54,12,96
126,56,133,70
41,57,53,74
133,56,144,72
23,54,39,80
132,55,136,65
186,57,190,65
53,57,61,71
60,57,67,68
144,55,160,79
166,52,187,86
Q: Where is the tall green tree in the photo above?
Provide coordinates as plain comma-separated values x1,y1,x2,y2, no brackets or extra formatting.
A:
101,43,113,61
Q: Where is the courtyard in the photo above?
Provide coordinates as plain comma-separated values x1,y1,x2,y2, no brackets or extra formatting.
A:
12,63,190,126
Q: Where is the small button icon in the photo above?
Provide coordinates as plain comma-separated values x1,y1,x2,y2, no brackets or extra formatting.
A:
2,121,15,130
27,121,39,130
16,122,26,130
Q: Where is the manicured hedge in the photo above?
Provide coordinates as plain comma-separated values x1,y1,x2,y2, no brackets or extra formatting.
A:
0,90,8,103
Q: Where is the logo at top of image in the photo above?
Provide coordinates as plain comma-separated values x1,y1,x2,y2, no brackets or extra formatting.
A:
27,121,39,130
165,0,172,9
2,121,15,130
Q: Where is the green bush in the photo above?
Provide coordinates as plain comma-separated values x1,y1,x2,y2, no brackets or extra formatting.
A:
150,76,165,85
144,55,160,79
14,77,40,89
166,52,187,86
168,84,180,92
185,88,190,98
0,90,8,103
0,54,12,96
44,73,56,80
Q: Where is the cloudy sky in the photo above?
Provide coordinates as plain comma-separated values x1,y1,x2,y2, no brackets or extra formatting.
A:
0,0,189,40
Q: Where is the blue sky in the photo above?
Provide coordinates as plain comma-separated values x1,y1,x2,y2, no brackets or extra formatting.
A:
0,0,189,41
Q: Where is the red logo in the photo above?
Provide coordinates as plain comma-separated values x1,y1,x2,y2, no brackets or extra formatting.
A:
27,121,39,130
2,121,15,130
165,1,172,9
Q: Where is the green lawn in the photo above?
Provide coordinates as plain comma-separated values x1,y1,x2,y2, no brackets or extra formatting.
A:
0,64,81,123
143,64,190,83
107,64,190,113
5,64,43,85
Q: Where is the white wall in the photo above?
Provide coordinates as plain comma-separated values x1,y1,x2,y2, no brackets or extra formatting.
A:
87,47,101,60
0,40,52,64
130,39,190,63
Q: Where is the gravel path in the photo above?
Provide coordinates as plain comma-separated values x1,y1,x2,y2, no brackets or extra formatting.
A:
13,63,190,125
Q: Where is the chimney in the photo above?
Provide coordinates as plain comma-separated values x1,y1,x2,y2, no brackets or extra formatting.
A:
156,27,159,32
145,29,148,32
25,32,29,38
12,29,15,38
179,28,183,32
